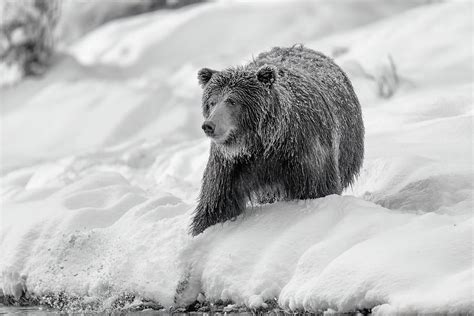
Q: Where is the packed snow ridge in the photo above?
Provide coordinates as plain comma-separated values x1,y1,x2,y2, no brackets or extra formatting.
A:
1,0,472,314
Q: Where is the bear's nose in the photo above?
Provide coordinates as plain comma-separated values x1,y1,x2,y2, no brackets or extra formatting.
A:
202,121,215,136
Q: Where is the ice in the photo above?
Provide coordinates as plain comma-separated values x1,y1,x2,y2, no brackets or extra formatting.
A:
1,0,472,314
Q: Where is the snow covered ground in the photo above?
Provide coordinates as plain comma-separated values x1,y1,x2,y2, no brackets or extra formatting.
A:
1,0,472,314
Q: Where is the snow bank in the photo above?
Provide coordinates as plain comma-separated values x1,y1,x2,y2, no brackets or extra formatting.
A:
1,0,472,314
1,176,471,313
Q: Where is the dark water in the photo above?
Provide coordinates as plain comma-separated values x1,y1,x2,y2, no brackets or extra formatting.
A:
0,306,260,315
0,306,255,315
0,306,53,315
0,305,172,315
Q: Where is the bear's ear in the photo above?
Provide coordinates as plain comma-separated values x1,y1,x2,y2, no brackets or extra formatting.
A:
197,68,217,88
256,65,277,87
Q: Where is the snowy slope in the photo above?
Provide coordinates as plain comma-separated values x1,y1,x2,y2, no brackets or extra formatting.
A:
0,0,423,172
1,0,473,314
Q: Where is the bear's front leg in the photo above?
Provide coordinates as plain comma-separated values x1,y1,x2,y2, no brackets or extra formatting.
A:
190,152,245,236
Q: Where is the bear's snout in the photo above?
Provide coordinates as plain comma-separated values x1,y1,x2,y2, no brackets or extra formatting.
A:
202,121,215,136
202,102,235,141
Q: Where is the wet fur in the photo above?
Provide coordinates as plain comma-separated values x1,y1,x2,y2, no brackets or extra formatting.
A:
191,45,364,236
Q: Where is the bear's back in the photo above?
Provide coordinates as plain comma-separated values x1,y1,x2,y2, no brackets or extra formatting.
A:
253,45,342,82
252,46,357,111
253,45,364,188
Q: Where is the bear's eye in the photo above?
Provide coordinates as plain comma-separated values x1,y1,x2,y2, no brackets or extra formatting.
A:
227,98,236,106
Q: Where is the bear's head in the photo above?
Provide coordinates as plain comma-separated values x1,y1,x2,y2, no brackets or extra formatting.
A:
197,64,278,158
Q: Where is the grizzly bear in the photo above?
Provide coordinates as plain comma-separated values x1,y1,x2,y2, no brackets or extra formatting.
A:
190,45,364,236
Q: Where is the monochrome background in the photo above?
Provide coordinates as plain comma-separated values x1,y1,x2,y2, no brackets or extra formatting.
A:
0,0,472,314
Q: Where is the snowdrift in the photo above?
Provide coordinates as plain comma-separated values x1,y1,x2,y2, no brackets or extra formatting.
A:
2,180,471,313
1,0,472,314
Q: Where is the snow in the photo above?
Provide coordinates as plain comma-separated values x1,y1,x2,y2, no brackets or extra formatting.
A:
68,3,216,67
1,0,472,314
0,63,23,87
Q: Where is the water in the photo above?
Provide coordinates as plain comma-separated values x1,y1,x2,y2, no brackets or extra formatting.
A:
0,306,251,315
0,306,261,315
0,305,166,315
0,306,54,315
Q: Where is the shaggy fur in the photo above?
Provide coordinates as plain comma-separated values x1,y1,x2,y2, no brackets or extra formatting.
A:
190,45,364,236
